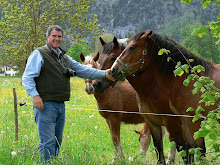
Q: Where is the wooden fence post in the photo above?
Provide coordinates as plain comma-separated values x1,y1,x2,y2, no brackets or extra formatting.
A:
13,87,18,142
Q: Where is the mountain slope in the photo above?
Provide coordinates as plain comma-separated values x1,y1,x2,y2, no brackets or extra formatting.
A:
90,0,218,41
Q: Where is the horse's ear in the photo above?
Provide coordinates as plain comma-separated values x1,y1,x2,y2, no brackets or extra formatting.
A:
80,53,85,62
93,52,99,62
113,37,119,48
142,30,153,39
134,130,141,135
100,37,107,46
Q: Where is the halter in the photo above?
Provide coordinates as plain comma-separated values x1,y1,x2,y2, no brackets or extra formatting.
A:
115,41,154,76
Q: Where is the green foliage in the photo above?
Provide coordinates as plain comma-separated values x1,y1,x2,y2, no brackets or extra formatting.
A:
0,0,101,74
173,58,220,159
181,0,220,46
181,24,220,63
68,39,91,62
158,49,171,56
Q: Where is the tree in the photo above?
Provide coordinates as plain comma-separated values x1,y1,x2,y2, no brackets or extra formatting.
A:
181,24,220,63
0,0,101,73
180,0,220,45
68,39,91,62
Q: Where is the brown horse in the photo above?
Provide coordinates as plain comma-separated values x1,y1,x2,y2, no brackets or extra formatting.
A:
111,30,220,164
93,37,179,164
79,52,150,159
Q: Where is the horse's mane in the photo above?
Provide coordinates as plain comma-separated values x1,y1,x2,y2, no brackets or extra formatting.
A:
134,31,214,76
103,39,127,54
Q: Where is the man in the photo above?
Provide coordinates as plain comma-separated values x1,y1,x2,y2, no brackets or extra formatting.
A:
22,25,114,164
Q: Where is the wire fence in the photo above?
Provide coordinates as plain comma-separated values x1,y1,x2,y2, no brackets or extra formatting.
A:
20,102,206,119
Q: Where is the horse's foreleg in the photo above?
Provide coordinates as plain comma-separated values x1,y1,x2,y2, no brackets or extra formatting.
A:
147,123,166,165
164,117,193,164
106,119,124,159
183,118,206,163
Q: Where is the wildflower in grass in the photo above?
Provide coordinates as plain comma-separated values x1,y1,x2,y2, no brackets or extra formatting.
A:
1,130,5,134
89,114,94,118
128,156,133,161
95,126,98,129
11,151,17,156
18,149,24,154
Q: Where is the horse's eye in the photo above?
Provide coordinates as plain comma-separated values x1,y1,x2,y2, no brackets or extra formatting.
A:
111,57,117,62
129,47,135,51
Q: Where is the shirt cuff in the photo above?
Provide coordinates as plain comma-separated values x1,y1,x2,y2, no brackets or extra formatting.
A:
29,89,39,98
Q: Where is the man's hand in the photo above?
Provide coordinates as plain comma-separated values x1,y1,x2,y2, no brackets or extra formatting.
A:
33,95,44,110
105,69,117,81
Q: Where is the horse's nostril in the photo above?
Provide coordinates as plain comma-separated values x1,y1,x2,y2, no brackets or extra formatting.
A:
93,81,102,89
111,67,116,76
97,81,102,88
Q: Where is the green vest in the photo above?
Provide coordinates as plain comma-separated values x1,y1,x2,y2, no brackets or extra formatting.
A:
35,43,71,102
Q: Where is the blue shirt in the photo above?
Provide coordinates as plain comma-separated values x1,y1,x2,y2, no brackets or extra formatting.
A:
22,48,105,98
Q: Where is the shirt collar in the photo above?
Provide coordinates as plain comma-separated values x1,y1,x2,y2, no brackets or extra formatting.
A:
51,47,62,57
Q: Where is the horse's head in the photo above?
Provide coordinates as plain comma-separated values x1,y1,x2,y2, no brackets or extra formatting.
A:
80,52,100,94
134,123,151,155
92,37,127,93
111,30,153,80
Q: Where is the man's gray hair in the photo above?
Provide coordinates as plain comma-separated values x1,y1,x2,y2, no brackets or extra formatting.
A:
46,25,64,36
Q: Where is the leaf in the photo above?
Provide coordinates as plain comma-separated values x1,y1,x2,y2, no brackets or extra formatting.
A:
179,150,187,157
195,106,205,114
194,148,202,155
192,26,208,38
180,0,191,4
217,14,220,20
158,48,170,55
208,133,217,140
194,81,204,89
192,65,205,73
192,114,201,122
186,107,194,112
169,141,176,149
189,59,194,62
183,78,191,87
193,129,211,139
174,67,184,77
189,148,195,154
192,87,200,95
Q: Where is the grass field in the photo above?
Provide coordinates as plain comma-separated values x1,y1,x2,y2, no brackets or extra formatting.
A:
0,77,219,164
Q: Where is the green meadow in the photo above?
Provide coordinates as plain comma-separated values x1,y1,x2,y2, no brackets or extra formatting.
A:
0,78,219,164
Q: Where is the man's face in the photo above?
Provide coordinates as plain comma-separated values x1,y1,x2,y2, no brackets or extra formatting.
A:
46,29,62,51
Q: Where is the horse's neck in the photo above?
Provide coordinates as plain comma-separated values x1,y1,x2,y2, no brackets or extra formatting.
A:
150,64,184,94
93,84,121,109
127,70,155,95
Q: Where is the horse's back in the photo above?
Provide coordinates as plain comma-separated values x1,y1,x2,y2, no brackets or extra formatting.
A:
211,64,220,88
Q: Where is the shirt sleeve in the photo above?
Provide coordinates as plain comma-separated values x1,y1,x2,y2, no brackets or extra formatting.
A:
22,50,43,98
67,56,105,79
